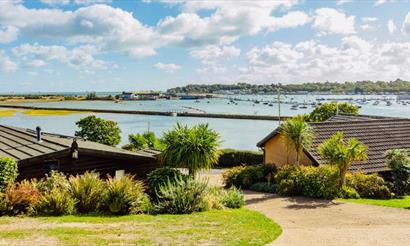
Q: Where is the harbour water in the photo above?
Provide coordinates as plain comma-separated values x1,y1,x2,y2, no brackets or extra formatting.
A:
1,94,409,150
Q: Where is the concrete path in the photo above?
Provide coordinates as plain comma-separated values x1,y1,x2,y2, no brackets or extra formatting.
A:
245,191,410,246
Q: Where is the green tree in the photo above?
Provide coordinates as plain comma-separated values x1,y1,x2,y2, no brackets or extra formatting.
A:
280,116,314,165
75,115,121,147
123,131,164,151
318,132,368,187
0,157,18,191
308,102,359,122
160,123,221,177
385,149,410,196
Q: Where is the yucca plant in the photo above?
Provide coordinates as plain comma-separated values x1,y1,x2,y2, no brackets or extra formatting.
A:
280,116,314,165
69,172,106,213
153,177,208,214
103,175,150,215
160,123,221,177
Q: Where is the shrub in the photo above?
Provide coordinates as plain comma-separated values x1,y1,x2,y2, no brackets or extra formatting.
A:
217,149,263,168
249,182,276,193
69,172,106,213
221,187,245,208
153,177,208,214
35,188,76,216
75,115,121,147
36,171,70,193
346,172,392,199
339,186,360,199
146,167,188,198
203,187,224,211
275,165,340,199
385,149,410,196
223,164,276,189
0,157,18,192
4,181,41,215
103,176,151,215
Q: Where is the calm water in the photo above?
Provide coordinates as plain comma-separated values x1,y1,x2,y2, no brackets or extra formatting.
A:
1,94,409,150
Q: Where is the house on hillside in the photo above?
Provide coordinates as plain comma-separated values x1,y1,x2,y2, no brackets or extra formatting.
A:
0,125,160,181
257,114,410,174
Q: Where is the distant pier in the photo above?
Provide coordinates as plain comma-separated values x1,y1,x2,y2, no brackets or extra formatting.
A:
0,104,291,121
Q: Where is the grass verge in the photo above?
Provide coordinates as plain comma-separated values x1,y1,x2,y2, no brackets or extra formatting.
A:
339,196,410,209
22,109,82,116
0,208,282,245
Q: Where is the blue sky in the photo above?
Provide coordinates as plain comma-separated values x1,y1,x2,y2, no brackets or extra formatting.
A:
1,0,410,92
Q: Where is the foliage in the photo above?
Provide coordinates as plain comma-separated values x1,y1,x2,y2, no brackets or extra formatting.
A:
307,102,359,122
75,115,121,146
85,92,97,100
339,185,360,199
280,116,314,165
153,177,208,214
124,131,164,151
35,188,76,216
221,187,245,209
145,167,187,199
385,149,410,196
69,172,106,213
103,175,151,215
318,131,368,187
275,165,340,199
217,149,263,168
0,157,18,192
160,123,221,176
4,181,41,215
223,164,277,189
346,172,392,199
250,182,276,193
36,171,70,193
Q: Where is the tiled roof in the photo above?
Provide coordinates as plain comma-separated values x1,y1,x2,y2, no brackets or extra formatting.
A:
257,115,410,173
0,125,158,161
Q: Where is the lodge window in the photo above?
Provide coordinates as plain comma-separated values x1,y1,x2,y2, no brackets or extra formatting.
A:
44,160,60,173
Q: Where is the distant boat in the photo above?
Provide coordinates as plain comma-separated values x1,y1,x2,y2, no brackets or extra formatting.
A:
386,101,392,106
268,103,273,107
373,101,379,106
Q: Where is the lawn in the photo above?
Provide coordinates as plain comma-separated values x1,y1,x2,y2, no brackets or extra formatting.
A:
0,209,281,245
340,196,410,209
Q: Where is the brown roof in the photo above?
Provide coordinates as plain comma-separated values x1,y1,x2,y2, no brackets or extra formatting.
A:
0,125,159,162
257,115,410,173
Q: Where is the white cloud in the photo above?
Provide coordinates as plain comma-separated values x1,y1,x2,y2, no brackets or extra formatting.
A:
39,0,111,5
313,8,356,35
12,43,107,71
388,19,397,34
362,17,378,22
27,59,47,68
190,45,240,63
336,0,352,5
240,37,410,83
0,25,18,43
401,12,410,35
153,62,181,73
157,1,309,46
0,50,17,73
374,0,387,6
39,0,70,5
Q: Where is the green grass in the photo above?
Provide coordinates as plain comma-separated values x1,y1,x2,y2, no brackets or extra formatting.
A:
339,196,410,209
22,109,82,116
0,209,281,245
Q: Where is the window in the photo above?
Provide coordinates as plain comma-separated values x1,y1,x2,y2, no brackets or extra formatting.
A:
44,160,60,173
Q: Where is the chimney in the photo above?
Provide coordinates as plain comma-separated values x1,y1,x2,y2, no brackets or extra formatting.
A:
36,126,42,142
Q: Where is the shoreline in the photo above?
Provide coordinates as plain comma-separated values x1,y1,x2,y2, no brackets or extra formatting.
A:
0,104,290,121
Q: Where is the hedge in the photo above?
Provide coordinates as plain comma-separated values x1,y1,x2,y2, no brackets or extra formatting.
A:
217,149,263,168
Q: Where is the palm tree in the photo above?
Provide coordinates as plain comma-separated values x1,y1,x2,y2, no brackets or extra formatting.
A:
280,116,314,165
318,131,368,187
160,123,221,177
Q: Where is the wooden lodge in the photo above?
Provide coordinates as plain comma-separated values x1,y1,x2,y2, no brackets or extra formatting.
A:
0,125,160,180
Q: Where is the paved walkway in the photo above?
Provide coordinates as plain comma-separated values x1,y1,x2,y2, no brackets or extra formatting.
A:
245,191,410,246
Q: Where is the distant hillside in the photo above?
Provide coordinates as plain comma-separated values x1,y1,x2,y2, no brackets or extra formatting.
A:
167,79,410,94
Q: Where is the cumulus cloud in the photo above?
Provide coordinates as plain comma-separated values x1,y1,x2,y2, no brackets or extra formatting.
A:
12,43,107,71
401,12,410,35
313,8,356,35
190,45,240,63
0,50,17,73
157,1,309,46
336,0,353,5
240,37,410,83
39,0,70,5
39,0,111,5
153,62,181,73
388,19,397,34
0,25,18,43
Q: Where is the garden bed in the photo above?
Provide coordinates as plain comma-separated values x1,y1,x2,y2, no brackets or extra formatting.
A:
0,209,281,245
